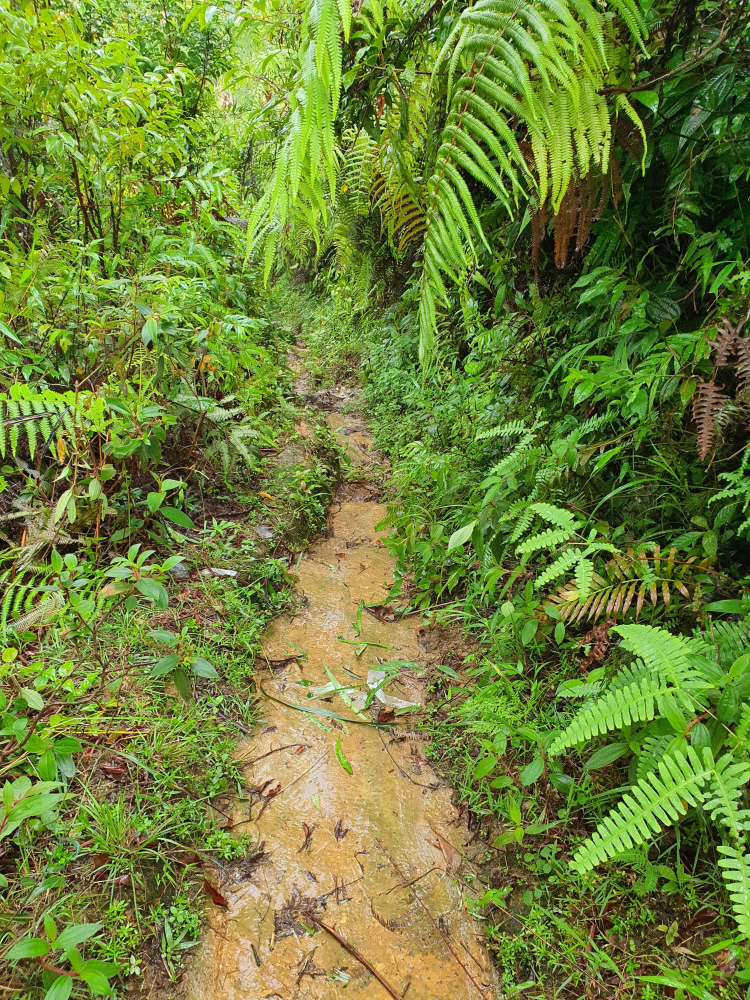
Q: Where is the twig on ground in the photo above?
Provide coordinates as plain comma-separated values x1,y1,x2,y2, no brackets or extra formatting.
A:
308,915,404,1000
377,840,488,999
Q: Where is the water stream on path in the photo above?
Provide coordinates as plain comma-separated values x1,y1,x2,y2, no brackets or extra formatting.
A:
185,390,496,1000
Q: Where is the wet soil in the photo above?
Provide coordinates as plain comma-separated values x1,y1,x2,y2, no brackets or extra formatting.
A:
184,389,495,1000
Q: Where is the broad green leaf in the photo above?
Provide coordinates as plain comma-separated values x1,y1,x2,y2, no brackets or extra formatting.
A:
44,974,73,1000
20,687,44,711
584,742,629,771
8,936,49,959
472,754,497,781
146,491,166,514
151,654,180,677
56,923,102,951
446,520,476,552
161,507,195,529
190,657,218,679
135,578,168,609
520,618,538,646
520,756,544,786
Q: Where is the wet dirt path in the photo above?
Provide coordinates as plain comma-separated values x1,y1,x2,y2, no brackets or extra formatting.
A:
185,390,495,1000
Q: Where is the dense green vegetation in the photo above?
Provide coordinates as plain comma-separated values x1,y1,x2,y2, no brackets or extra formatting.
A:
2,0,750,995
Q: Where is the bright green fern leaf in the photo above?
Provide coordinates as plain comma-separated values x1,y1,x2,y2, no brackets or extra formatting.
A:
570,748,711,873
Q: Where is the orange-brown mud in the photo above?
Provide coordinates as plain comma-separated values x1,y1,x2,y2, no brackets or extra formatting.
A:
184,390,496,1000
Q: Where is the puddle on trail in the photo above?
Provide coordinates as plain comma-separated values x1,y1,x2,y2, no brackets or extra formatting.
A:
185,392,495,1000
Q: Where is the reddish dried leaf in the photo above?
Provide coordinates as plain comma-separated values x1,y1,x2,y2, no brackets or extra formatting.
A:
203,879,228,907
100,764,127,776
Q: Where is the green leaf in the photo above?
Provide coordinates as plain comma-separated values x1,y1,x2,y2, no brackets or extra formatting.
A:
335,735,353,774
161,507,195,529
717,684,740,724
190,657,218,679
78,969,112,994
520,756,544,786
446,520,477,552
54,489,73,525
44,974,73,1000
473,754,497,781
37,750,57,782
53,737,82,754
584,743,628,771
151,654,180,677
135,578,168,609
56,923,102,951
20,687,44,711
8,936,50,958
146,491,166,514
146,629,178,647
490,776,514,789
434,663,459,680
632,90,659,114
172,667,192,701
520,619,538,646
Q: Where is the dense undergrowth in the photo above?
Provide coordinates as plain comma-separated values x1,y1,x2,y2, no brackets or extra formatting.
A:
3,0,750,997
0,1,346,995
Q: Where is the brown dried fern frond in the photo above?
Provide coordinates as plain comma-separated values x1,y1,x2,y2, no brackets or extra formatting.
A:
548,546,707,623
693,380,729,460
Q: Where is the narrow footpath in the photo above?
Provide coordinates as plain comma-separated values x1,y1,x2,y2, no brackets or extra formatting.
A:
184,385,496,1000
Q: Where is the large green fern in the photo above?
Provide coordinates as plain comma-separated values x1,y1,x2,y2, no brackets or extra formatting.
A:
552,620,750,937
569,748,712,872
417,0,646,357
247,0,351,277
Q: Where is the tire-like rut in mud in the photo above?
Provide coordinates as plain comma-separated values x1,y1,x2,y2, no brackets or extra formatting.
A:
185,391,495,1000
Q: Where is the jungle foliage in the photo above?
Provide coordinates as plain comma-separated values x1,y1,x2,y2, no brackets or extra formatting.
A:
240,0,750,990
3,0,750,995
0,0,341,995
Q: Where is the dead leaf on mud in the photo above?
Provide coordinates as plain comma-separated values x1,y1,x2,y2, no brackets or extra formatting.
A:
333,818,349,842
203,879,229,907
298,823,316,853
429,828,463,872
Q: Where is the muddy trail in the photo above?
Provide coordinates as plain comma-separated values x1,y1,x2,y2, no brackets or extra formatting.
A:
185,384,496,1000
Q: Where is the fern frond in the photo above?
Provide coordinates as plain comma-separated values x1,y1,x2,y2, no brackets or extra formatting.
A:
636,735,678,781
530,502,579,529
417,0,644,356
569,748,711,873
613,624,694,687
6,591,65,633
717,844,750,939
549,674,691,755
516,525,577,558
535,548,580,589
704,755,750,839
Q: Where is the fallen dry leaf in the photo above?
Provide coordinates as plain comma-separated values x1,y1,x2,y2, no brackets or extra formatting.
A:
203,879,228,907
429,828,463,872
333,818,349,842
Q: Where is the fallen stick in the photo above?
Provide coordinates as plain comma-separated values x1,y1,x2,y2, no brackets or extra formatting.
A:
376,841,488,999
308,915,404,1000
